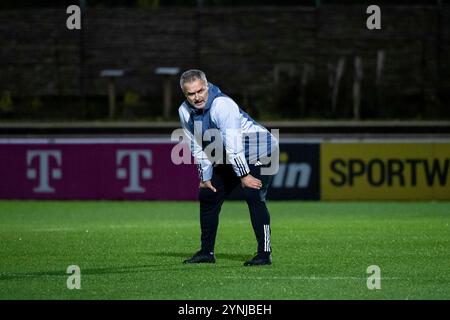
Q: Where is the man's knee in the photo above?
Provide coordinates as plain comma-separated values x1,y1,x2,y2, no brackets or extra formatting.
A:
243,187,267,203
199,188,222,203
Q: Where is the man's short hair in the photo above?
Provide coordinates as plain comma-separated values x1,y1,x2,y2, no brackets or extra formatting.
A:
180,69,208,90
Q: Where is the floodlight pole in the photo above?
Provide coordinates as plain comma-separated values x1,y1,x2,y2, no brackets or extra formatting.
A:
108,78,116,119
79,0,87,111
163,77,172,119
100,69,124,119
155,67,180,120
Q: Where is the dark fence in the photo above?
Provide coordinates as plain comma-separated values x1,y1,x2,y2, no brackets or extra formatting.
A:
1,5,449,120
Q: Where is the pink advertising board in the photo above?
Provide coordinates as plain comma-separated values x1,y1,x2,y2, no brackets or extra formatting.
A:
0,138,198,200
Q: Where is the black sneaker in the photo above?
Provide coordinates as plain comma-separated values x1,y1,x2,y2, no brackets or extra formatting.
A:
183,251,216,264
243,253,272,266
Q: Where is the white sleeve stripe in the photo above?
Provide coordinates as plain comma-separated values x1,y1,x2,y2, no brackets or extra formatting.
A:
239,157,250,175
237,158,246,176
234,157,250,176
233,158,244,176
197,164,203,180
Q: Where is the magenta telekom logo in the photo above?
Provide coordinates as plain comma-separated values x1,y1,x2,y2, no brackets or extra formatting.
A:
116,150,152,193
27,150,62,193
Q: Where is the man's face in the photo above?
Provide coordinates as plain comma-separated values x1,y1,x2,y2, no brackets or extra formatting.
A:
182,79,209,109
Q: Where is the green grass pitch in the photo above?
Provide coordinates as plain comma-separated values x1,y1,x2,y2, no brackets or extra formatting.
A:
0,201,449,300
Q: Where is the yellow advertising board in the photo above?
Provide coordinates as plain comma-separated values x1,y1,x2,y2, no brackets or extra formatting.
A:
321,143,450,200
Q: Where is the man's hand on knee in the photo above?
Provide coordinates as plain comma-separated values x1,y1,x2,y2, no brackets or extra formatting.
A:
240,174,262,190
199,180,217,193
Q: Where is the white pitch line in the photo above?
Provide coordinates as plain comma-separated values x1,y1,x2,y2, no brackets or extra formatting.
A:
223,276,401,281
32,227,76,232
32,224,149,232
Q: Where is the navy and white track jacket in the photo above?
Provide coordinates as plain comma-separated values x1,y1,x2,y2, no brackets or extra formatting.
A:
178,83,278,182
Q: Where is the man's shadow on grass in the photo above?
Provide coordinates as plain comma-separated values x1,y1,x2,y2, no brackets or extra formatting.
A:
0,252,250,281
152,251,251,262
